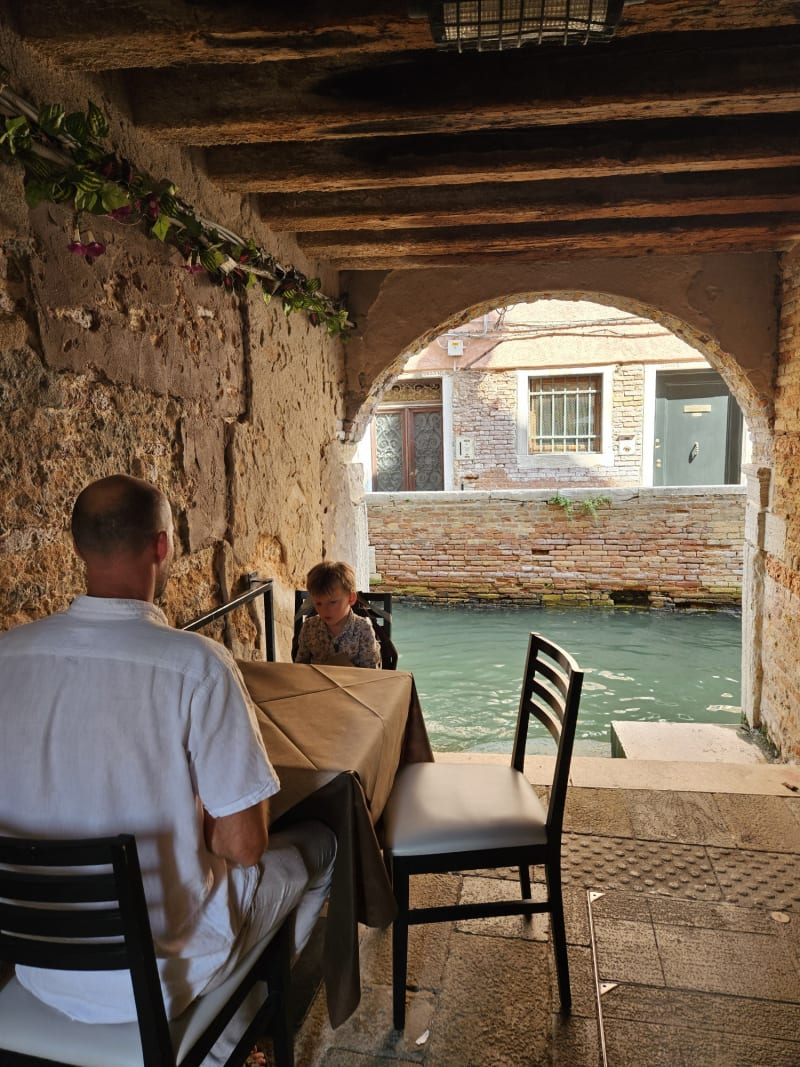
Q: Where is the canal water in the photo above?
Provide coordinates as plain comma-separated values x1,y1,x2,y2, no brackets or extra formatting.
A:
391,602,742,756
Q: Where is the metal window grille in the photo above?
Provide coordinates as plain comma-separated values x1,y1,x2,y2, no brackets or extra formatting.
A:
431,0,623,52
529,374,601,453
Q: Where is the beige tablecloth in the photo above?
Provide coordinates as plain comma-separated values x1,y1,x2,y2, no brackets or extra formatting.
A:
237,661,433,1026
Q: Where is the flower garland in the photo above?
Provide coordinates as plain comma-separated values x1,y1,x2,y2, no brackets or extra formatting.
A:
0,79,353,336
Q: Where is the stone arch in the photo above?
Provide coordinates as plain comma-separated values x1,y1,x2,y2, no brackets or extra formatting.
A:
349,285,774,467
346,257,780,735
344,254,779,461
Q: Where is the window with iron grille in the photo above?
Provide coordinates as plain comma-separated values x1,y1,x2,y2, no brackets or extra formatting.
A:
528,374,602,453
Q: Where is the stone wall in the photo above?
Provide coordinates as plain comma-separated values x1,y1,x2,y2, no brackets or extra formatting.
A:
759,247,800,759
367,488,744,608
0,27,360,659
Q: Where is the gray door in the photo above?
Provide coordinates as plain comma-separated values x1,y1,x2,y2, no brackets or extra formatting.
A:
653,371,743,486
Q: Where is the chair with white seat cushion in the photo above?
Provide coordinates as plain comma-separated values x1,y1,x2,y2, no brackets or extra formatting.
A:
0,833,294,1067
381,631,584,1030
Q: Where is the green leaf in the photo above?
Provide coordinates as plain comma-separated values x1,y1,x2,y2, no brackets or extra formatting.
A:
62,111,90,145
199,247,225,272
159,192,180,218
150,213,172,242
37,104,65,137
0,116,32,153
76,169,103,193
86,102,109,140
100,182,130,212
74,187,99,212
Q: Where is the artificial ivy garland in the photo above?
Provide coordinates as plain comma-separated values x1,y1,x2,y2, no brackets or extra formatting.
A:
0,78,353,336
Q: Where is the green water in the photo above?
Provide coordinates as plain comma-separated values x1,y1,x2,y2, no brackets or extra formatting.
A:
391,602,742,756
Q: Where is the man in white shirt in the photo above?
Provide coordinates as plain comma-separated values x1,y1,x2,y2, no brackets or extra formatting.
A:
0,475,335,1043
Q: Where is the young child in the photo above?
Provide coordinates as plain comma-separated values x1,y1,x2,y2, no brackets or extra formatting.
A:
294,561,382,669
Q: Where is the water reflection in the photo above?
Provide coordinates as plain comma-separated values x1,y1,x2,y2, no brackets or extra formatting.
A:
393,602,742,756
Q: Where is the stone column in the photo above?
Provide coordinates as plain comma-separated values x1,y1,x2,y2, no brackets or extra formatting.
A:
740,463,771,728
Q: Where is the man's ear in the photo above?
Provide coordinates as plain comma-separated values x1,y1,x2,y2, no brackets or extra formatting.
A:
72,538,86,563
154,529,170,563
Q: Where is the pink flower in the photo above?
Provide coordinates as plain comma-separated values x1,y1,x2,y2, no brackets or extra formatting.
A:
110,205,132,221
83,232,106,258
67,226,86,255
67,226,105,259
182,259,204,275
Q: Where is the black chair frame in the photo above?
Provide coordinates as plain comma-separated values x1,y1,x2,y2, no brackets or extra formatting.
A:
382,632,584,1029
0,833,293,1067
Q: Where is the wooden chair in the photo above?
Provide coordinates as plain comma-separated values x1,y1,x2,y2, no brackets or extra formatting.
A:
381,631,584,1029
0,833,294,1067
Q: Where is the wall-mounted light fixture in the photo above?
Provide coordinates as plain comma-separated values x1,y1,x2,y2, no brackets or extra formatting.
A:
429,0,625,52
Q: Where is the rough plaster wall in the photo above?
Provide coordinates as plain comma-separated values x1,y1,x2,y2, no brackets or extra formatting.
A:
0,29,358,657
343,256,779,460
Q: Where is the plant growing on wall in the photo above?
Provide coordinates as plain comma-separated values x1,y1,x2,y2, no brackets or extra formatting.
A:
547,492,611,522
0,78,353,336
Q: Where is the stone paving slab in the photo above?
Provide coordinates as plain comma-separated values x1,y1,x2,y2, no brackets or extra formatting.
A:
711,791,800,851
591,890,800,1067
425,931,552,1067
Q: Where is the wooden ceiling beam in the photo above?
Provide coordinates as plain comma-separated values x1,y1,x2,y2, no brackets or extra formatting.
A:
8,2,433,68
315,217,800,269
126,34,800,145
207,117,800,194
261,169,800,231
12,1,800,70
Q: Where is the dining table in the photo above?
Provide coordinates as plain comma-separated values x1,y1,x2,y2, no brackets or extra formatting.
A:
237,660,433,1027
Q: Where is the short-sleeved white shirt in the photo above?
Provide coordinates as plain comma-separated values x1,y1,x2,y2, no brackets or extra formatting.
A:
0,596,280,1022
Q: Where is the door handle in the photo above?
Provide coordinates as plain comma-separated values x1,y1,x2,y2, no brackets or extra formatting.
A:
689,441,699,462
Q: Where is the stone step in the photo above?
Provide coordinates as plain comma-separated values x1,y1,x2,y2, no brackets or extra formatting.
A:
610,720,766,763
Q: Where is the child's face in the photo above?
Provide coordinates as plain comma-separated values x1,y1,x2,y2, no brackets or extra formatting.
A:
311,582,356,633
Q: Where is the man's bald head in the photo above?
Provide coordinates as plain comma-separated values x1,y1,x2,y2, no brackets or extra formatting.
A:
71,475,171,559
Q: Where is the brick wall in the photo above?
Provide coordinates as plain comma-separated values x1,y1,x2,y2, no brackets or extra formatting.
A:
449,361,667,489
368,487,744,608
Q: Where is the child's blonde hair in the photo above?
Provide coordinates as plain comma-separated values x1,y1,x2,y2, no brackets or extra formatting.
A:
306,560,357,597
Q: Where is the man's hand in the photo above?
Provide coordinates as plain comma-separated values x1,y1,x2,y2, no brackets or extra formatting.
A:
203,799,269,867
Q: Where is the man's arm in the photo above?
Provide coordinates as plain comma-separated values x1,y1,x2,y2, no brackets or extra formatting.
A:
203,799,269,867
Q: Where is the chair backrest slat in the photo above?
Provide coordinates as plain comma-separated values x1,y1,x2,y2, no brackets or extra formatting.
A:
511,632,584,839
0,901,123,940
0,833,174,1064
0,868,118,903
0,936,129,971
